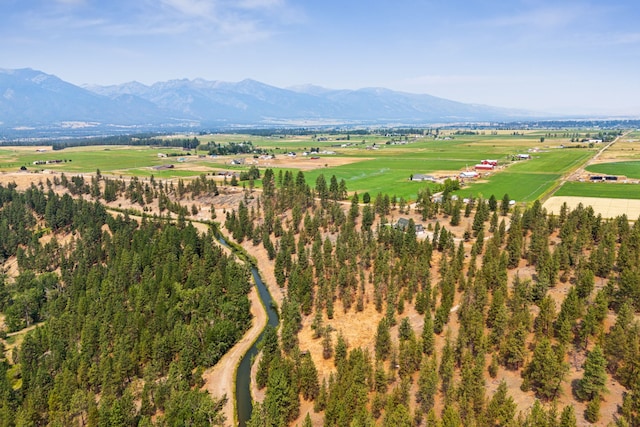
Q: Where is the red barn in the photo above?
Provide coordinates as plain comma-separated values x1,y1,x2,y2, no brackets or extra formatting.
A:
475,164,494,171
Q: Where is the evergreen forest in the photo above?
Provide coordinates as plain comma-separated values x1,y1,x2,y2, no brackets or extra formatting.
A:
1,166,640,427
0,182,251,426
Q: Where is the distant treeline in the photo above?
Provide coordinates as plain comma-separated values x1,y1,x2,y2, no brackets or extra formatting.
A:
51,134,200,150
205,141,264,156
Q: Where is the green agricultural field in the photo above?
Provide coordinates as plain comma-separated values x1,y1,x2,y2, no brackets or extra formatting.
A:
261,141,594,202
555,181,640,199
0,131,610,203
508,149,593,174
457,172,562,202
281,160,443,201
0,146,193,173
585,161,640,179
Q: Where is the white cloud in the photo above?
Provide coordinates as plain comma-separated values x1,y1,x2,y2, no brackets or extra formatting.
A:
55,0,86,5
236,0,284,9
401,74,488,86
602,32,640,46
160,0,215,17
483,3,604,30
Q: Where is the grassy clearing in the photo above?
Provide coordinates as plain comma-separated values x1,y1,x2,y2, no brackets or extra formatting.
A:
585,161,640,179
555,182,640,199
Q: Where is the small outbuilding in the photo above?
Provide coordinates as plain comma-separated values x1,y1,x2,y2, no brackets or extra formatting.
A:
475,164,494,171
411,174,436,182
460,171,479,179
395,218,425,235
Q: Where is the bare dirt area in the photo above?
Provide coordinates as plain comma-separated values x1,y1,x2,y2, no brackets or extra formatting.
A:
245,155,368,171
544,196,640,219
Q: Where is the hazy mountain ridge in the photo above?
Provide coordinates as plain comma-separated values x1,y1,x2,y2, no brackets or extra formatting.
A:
1,68,544,135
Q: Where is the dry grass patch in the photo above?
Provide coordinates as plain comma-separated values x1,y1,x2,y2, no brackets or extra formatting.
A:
544,196,640,219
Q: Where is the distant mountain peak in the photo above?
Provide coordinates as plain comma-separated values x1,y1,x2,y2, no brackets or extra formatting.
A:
0,68,550,137
287,84,336,96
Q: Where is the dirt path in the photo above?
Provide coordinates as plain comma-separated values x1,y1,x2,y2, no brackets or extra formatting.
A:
201,282,267,426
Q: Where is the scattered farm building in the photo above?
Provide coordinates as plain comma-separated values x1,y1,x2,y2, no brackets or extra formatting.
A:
157,153,167,158
32,159,63,165
460,171,479,179
431,193,444,203
590,175,619,182
481,159,498,166
475,163,495,171
395,218,425,235
411,174,437,182
517,154,531,159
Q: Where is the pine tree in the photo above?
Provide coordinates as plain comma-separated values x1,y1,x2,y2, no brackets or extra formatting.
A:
584,397,600,423
576,345,608,401
302,412,313,427
334,332,348,367
422,314,435,355
450,200,461,226
558,405,576,427
375,318,391,361
417,356,438,413
486,380,516,427
501,194,511,216
299,355,320,401
522,337,566,400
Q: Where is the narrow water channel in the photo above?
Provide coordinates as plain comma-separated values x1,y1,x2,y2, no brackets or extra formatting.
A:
236,267,279,427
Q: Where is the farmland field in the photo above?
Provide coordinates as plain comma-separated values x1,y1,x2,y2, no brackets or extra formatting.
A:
554,181,640,199
0,130,623,203
458,172,562,202
0,146,191,173
585,161,640,179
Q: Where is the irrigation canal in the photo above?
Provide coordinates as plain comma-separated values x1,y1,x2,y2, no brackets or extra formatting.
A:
236,267,279,426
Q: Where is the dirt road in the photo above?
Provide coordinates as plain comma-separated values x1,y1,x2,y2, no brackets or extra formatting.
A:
544,132,627,201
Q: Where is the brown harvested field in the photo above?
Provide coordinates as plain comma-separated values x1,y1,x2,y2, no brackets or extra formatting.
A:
595,133,640,162
544,196,640,219
245,155,368,171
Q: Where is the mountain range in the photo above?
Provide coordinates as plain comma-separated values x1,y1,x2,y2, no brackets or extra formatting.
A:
1,68,546,138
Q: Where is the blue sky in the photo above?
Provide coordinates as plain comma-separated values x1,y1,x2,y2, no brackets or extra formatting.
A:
2,0,640,115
